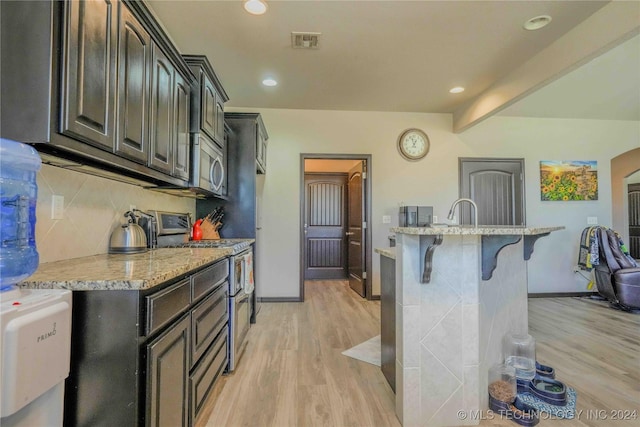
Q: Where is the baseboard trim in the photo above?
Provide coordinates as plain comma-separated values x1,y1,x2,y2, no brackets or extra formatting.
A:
528,292,598,298
259,297,302,303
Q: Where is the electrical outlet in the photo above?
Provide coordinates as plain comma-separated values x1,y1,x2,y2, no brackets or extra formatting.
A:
587,216,598,225
51,195,64,220
129,204,136,212
433,215,438,223
382,215,391,224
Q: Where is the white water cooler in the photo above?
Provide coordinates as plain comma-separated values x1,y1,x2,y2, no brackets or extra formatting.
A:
0,288,72,427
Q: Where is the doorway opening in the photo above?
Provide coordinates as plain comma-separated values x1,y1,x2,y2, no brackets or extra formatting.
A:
611,147,640,251
299,154,373,301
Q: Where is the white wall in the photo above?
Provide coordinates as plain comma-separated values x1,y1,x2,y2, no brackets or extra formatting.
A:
461,117,639,293
230,107,639,298
36,164,196,263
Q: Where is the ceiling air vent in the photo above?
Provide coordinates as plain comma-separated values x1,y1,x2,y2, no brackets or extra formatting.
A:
291,32,321,49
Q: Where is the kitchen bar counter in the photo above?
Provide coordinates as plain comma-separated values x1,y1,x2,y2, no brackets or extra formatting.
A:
391,225,564,426
374,247,396,259
16,248,233,291
390,225,563,235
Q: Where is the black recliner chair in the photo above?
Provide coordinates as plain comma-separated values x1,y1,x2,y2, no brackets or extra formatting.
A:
593,228,640,310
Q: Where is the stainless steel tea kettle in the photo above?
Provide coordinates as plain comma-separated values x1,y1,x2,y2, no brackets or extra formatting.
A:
109,211,148,254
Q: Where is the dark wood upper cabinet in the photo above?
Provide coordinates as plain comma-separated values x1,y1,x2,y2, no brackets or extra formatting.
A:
256,122,268,174
1,0,196,188
116,4,151,163
173,72,191,181
202,74,218,142
184,55,229,149
215,93,225,144
149,44,174,174
60,0,118,150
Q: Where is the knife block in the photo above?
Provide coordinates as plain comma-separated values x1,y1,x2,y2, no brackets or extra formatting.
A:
200,219,220,240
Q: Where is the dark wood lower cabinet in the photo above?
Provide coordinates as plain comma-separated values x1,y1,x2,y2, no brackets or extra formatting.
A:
146,314,190,427
63,259,229,427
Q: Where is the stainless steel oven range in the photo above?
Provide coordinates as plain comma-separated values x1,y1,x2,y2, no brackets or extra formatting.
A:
142,210,254,372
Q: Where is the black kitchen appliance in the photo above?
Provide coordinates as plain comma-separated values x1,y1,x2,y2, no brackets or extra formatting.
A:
399,206,433,227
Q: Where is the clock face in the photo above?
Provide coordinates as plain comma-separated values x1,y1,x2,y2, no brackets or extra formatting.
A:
398,129,430,160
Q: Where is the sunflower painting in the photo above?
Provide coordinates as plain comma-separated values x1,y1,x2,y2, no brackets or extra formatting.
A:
540,161,598,201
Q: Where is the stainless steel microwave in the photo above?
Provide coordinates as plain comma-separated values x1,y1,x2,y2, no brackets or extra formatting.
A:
192,132,225,197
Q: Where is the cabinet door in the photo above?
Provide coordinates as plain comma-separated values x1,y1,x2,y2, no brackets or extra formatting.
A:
221,128,229,196
116,5,151,163
146,314,190,427
256,124,267,173
201,74,217,143
173,72,190,180
149,44,174,174
215,93,225,144
60,0,117,150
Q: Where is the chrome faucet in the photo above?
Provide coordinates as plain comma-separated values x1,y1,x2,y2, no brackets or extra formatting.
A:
447,198,478,228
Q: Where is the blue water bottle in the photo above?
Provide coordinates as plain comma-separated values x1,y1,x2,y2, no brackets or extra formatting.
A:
0,138,42,288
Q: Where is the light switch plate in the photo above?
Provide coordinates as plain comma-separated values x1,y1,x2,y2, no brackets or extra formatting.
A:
587,216,598,225
382,215,391,224
433,215,438,223
51,195,64,220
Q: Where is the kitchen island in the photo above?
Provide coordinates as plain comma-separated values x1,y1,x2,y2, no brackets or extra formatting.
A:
386,225,563,426
15,247,247,427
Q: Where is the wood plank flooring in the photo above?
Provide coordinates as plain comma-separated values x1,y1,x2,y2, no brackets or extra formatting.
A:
199,282,639,427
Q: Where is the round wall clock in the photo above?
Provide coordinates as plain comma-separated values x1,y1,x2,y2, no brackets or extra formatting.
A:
397,128,430,161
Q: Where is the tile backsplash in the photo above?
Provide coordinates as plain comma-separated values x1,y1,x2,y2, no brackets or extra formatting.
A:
36,164,196,263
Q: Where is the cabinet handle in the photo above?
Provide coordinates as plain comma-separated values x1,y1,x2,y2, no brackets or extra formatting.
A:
346,232,355,236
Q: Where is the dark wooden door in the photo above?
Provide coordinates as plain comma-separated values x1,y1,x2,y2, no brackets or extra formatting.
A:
628,183,640,259
348,162,366,297
149,44,174,174
146,314,189,427
173,72,190,180
459,158,525,226
60,0,117,150
116,5,150,163
304,174,348,280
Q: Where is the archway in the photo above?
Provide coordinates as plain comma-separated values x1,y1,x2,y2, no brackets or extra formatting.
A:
611,147,640,244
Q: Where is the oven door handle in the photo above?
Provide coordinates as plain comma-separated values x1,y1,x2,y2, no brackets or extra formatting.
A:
210,156,224,192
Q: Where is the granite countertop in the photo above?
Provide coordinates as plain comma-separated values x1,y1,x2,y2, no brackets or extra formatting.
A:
390,225,564,235
15,248,233,291
374,247,396,259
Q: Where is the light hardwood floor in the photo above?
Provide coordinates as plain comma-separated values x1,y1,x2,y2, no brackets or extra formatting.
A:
199,281,639,427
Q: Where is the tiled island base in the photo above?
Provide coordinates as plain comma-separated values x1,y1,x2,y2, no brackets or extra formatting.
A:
395,233,531,426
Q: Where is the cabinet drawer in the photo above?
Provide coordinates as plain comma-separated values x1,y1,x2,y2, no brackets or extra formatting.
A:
146,279,191,336
192,259,229,302
191,283,228,366
190,329,227,424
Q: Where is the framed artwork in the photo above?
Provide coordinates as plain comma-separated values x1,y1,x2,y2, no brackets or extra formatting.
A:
540,160,598,201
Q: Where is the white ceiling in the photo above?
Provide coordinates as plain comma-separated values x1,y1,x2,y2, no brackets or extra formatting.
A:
147,0,638,121
499,34,640,121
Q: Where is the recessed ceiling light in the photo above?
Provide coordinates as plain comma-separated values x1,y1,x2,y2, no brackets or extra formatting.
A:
243,0,268,16
524,15,552,31
449,86,465,94
262,78,277,87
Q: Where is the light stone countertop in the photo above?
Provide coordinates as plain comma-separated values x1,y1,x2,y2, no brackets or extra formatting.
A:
15,248,233,291
374,247,396,259
390,225,564,235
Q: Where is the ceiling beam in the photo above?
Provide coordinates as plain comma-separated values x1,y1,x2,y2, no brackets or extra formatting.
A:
452,2,640,133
